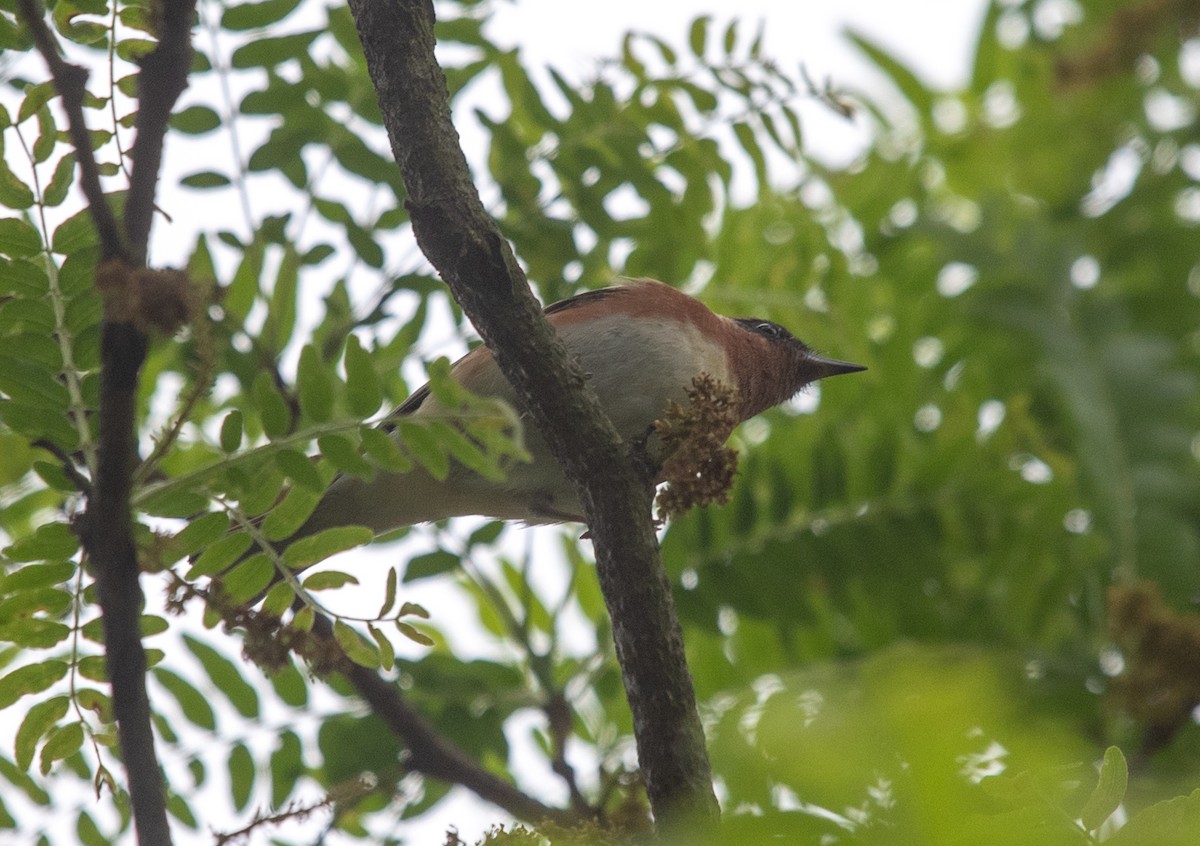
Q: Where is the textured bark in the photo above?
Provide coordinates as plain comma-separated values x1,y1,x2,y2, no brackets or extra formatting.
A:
345,0,719,831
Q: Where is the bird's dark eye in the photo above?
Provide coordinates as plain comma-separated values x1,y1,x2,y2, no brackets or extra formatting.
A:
735,317,795,341
753,320,790,339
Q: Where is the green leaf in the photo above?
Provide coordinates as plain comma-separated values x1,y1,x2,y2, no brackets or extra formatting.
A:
32,459,76,492
236,460,287,516
262,247,300,353
343,334,382,417
76,811,107,846
300,243,334,265
368,623,394,671
722,18,738,55
38,722,82,774
0,561,75,592
429,421,503,481
301,570,358,591
181,171,232,189
316,433,373,479
270,730,303,807
360,426,413,473
166,791,197,828
292,606,314,632
0,257,48,295
1081,746,1129,831
222,554,276,603
115,38,156,62
228,742,255,811
333,619,379,668
15,695,70,770
0,400,79,452
40,154,74,208
1109,789,1200,845
378,567,397,618
0,160,36,210
281,525,372,570
154,668,216,730
3,522,78,562
224,236,262,321
186,532,252,578
0,661,69,710
274,447,324,492
403,549,459,583
222,0,303,30
77,657,107,682
50,205,98,254
425,356,465,407
252,372,292,438
231,31,319,69
268,661,307,708
184,635,261,719
0,586,71,623
261,484,321,541
297,344,335,423
846,27,933,117
345,224,384,269
396,420,449,479
0,618,71,649
32,106,57,163
260,582,296,617
397,601,428,619
0,218,42,257
17,81,55,123
395,621,434,646
219,409,243,453
139,487,208,519
171,105,221,135
171,512,231,561
688,15,711,58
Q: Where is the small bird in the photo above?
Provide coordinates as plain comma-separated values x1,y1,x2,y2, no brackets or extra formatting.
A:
292,278,864,538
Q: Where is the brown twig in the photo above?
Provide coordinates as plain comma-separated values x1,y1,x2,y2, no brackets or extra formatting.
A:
31,439,93,496
171,576,583,828
345,0,719,833
15,0,126,259
124,0,199,261
86,317,167,846
546,692,590,815
307,614,581,827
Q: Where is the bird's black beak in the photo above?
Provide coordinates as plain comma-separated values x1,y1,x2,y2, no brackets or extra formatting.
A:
807,353,867,380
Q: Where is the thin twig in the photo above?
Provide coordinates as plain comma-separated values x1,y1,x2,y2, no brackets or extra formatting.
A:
307,612,584,827
31,439,93,496
15,0,126,259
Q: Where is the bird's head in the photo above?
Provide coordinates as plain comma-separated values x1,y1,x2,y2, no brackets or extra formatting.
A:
726,317,865,419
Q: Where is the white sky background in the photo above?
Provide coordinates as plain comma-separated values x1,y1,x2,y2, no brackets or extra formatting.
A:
486,0,988,164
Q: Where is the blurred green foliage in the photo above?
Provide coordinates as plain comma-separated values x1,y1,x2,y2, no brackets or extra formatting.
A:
1,0,1199,843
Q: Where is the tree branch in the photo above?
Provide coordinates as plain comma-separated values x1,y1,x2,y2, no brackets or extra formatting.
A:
345,0,719,832
308,615,583,827
19,2,199,844
85,319,169,846
124,0,198,261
